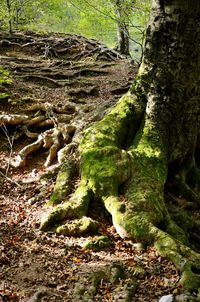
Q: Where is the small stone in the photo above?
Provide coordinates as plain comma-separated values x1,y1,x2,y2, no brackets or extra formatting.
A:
159,294,173,302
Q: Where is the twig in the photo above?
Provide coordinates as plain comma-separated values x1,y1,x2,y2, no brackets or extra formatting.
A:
1,123,14,177
0,170,21,187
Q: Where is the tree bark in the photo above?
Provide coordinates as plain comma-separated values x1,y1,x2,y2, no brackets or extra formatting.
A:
141,0,200,163
136,0,200,203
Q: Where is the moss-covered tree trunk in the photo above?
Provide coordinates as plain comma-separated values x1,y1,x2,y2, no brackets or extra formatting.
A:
142,0,200,181
41,0,200,292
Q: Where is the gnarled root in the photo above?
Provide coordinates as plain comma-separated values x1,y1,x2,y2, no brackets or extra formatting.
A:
12,128,62,168
153,226,200,292
40,181,93,232
40,93,200,292
40,145,132,234
0,104,77,168
40,92,144,234
48,158,78,205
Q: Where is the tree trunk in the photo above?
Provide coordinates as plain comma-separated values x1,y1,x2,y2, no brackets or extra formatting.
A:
136,0,200,204
142,0,200,164
6,0,12,34
41,0,200,293
116,20,130,56
114,0,130,56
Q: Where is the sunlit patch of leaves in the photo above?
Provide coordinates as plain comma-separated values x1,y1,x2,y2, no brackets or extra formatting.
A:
0,66,12,86
0,66,12,101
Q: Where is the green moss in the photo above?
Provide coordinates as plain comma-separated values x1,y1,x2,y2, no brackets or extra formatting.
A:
40,206,68,231
179,263,200,292
79,146,131,199
48,161,76,206
84,235,114,251
99,109,171,245
40,189,91,232
49,192,61,206
70,180,92,212
124,152,167,228
120,113,169,236
0,92,11,100
56,216,99,236
123,215,155,242
76,91,145,204
130,61,149,104
80,93,145,152
154,231,200,291
104,195,125,215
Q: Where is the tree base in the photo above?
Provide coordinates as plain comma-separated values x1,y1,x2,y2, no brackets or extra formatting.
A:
40,90,200,293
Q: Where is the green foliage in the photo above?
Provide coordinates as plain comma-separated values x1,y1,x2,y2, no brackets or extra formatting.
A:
0,66,12,100
0,92,9,100
0,0,52,32
55,0,150,58
0,66,12,85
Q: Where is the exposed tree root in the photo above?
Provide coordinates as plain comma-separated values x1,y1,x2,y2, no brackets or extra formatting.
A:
11,128,60,167
0,101,77,168
168,162,200,207
0,38,129,172
49,159,77,205
0,31,124,61
166,192,198,210
40,92,143,228
73,262,136,301
16,75,65,88
68,86,98,97
111,84,130,95
0,114,30,125
40,90,200,292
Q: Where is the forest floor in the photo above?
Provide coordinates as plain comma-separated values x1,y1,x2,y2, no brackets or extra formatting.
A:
0,32,181,302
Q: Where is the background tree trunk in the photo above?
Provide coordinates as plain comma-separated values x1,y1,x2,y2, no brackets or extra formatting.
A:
116,20,130,55
114,0,130,56
6,0,12,34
